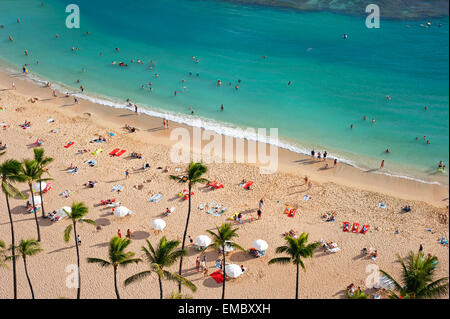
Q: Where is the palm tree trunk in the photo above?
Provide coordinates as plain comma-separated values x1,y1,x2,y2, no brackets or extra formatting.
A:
158,276,163,299
29,184,41,242
222,249,226,299
5,193,17,299
295,263,299,299
113,266,120,299
73,222,81,299
177,183,192,293
39,180,46,218
23,256,35,299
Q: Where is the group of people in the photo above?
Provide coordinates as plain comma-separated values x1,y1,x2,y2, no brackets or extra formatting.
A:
117,228,132,239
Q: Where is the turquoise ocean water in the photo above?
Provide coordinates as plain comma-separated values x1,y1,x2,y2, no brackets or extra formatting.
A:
0,0,448,184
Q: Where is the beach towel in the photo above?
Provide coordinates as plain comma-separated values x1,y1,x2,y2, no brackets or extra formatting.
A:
343,222,350,232
64,142,74,148
198,202,206,210
92,149,103,155
351,223,360,233
150,194,163,203
59,190,73,198
213,207,227,216
210,271,224,283
109,148,120,156
46,118,55,123
304,194,310,201
360,225,370,234
115,149,126,157
378,202,387,209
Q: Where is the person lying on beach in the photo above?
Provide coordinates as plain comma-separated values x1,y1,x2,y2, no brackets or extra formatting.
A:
84,180,97,188
26,202,34,213
401,205,412,212
125,124,136,133
20,120,31,128
91,136,106,143
370,250,378,261
77,149,89,154
164,208,172,216
0,142,7,150
131,152,142,159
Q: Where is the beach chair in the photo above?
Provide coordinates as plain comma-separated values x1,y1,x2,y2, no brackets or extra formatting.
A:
43,183,52,193
343,222,350,232
351,223,359,233
326,247,341,254
64,142,74,148
198,202,206,210
243,181,253,190
109,148,120,156
287,208,297,218
360,225,370,234
115,149,126,157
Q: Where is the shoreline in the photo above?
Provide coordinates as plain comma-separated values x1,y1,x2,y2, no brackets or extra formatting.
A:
0,70,448,299
1,68,448,208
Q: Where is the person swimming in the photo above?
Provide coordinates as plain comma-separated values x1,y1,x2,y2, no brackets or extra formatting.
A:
343,34,348,39
287,81,292,86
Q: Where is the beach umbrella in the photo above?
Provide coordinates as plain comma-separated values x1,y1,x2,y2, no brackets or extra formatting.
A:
253,239,268,251
56,206,71,218
114,206,131,218
195,235,211,248
220,240,234,252
27,195,42,205
32,182,46,192
378,274,395,290
152,219,166,230
224,264,242,278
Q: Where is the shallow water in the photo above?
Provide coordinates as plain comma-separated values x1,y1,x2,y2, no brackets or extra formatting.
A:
0,0,448,183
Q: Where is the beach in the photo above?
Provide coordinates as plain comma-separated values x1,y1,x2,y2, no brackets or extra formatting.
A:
0,70,448,299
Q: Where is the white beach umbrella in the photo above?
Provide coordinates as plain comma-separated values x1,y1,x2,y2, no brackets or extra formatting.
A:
220,240,234,252
195,235,211,248
378,274,395,290
224,264,243,278
114,206,131,218
27,195,42,205
32,182,46,192
56,206,71,218
152,219,166,230
253,239,268,251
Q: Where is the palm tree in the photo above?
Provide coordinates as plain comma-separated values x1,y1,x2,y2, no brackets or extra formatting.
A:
0,159,26,298
87,236,141,299
170,162,208,293
12,239,43,299
380,251,448,299
207,222,245,299
0,240,7,268
125,237,197,299
33,148,53,218
18,159,47,241
63,202,96,299
268,233,320,299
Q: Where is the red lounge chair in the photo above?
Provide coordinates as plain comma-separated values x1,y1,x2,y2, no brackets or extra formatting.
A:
360,225,370,234
115,149,126,157
287,208,297,218
43,183,52,193
214,183,224,189
243,181,253,190
351,223,359,233
210,270,224,283
101,199,115,205
109,148,120,156
343,222,350,232
64,142,74,148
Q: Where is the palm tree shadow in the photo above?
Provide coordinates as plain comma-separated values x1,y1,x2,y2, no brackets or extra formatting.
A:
10,204,27,215
95,218,111,226
228,251,253,263
332,289,347,299
48,246,74,254
131,231,150,240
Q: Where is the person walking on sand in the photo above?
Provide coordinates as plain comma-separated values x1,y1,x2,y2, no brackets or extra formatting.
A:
188,235,194,246
12,82,16,90
117,229,122,238
380,160,384,169
259,199,264,210
419,243,423,253
125,169,129,179
334,158,337,167
304,176,308,184
257,209,262,219
134,104,138,113
308,181,312,189
77,234,82,246
195,257,201,272
126,229,132,239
